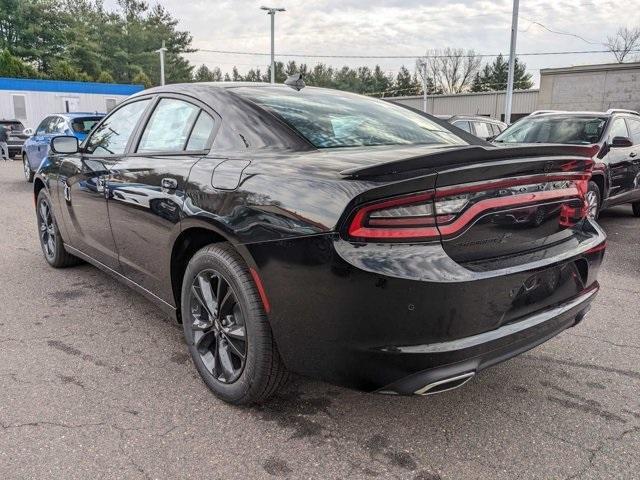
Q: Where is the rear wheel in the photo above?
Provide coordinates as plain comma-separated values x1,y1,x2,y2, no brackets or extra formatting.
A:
36,190,81,268
632,201,640,217
586,181,601,220
23,154,34,183
181,243,288,404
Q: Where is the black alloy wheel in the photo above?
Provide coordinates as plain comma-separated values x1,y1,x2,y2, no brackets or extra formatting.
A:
181,244,288,404
36,190,81,268
189,269,247,384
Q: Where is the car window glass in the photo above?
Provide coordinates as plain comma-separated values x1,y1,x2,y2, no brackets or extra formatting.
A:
452,121,472,133
234,87,466,148
36,117,52,134
138,98,200,152
625,118,640,144
489,123,501,135
609,118,629,140
54,118,67,133
71,117,103,134
186,111,215,150
474,122,491,138
85,99,150,155
496,116,607,144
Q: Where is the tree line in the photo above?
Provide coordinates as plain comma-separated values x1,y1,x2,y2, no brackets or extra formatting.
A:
0,0,535,96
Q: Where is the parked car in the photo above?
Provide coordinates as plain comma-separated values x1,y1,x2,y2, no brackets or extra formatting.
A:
0,119,30,158
436,114,507,140
33,82,605,404
22,112,104,182
493,109,640,218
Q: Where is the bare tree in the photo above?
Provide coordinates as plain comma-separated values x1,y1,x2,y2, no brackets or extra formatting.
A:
416,48,481,94
604,27,640,63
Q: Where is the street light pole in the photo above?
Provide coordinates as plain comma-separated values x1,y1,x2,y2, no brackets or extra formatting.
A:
504,0,520,124
156,40,167,86
260,6,285,84
422,62,428,113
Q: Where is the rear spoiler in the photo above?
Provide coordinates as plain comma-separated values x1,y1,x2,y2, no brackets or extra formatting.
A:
340,144,599,179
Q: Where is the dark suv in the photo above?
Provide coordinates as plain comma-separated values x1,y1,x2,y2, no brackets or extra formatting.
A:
494,109,640,218
437,115,507,141
0,119,29,158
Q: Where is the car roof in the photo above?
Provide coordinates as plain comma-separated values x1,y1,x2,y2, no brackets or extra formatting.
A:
442,114,505,124
49,112,106,119
0,119,24,123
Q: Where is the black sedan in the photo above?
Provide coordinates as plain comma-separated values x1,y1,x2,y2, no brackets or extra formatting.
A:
34,82,606,404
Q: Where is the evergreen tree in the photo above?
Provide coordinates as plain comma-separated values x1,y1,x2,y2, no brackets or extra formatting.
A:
471,54,533,92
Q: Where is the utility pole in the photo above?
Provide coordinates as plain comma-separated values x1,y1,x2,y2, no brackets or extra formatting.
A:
421,61,428,113
261,6,286,84
156,40,167,86
504,0,519,124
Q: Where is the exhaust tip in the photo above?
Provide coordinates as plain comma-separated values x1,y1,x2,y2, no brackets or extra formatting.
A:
414,371,475,396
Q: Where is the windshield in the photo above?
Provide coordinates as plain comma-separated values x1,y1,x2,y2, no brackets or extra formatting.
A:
233,87,466,148
495,115,607,145
71,117,103,134
0,121,25,132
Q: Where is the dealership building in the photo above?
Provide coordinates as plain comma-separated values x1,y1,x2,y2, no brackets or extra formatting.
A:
0,77,144,129
389,61,640,121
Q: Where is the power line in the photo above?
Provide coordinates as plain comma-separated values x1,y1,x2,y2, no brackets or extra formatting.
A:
195,47,637,59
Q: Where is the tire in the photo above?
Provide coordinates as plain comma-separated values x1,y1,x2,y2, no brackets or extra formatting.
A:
586,181,601,220
23,154,34,183
181,243,288,404
36,190,82,268
632,201,640,217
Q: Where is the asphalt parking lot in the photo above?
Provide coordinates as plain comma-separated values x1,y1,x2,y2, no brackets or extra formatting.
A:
0,160,638,480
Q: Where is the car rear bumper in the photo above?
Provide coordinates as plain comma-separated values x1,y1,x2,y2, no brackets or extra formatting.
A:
243,220,606,393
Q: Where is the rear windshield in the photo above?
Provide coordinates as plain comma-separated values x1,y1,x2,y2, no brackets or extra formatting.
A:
495,115,607,145
71,117,103,134
0,121,25,132
233,87,466,148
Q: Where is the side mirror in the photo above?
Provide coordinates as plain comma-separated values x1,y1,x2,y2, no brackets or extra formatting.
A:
23,128,34,136
50,135,79,154
610,136,633,148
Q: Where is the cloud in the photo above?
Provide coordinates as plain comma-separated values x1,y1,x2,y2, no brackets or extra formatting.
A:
108,0,640,83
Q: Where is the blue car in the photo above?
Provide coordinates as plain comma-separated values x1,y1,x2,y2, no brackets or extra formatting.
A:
22,112,104,182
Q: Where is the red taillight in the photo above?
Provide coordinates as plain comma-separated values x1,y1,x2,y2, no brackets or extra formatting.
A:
346,173,590,242
347,191,441,240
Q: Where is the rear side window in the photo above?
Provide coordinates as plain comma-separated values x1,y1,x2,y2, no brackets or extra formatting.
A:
186,112,215,150
138,98,200,152
71,117,103,134
625,118,640,144
609,118,629,141
85,99,151,155
474,122,491,138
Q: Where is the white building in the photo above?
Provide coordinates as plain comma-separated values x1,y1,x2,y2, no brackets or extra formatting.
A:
388,62,640,121
0,77,144,129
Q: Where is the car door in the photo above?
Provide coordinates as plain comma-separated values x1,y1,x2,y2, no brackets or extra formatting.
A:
27,116,54,169
107,95,218,302
624,117,640,201
57,98,153,270
605,117,634,202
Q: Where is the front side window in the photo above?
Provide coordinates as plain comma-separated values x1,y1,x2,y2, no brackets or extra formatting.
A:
85,99,150,155
626,118,640,144
37,117,53,134
452,121,472,133
138,98,200,152
233,87,466,148
495,115,607,145
608,118,629,141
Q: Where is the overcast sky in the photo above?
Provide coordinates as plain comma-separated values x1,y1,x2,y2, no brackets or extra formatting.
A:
108,0,639,86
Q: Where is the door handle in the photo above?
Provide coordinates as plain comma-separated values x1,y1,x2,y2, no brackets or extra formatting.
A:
630,152,637,158
161,177,178,190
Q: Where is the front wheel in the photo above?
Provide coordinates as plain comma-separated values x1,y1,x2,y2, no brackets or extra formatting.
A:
181,243,288,404
586,181,601,220
23,154,34,183
632,201,640,217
